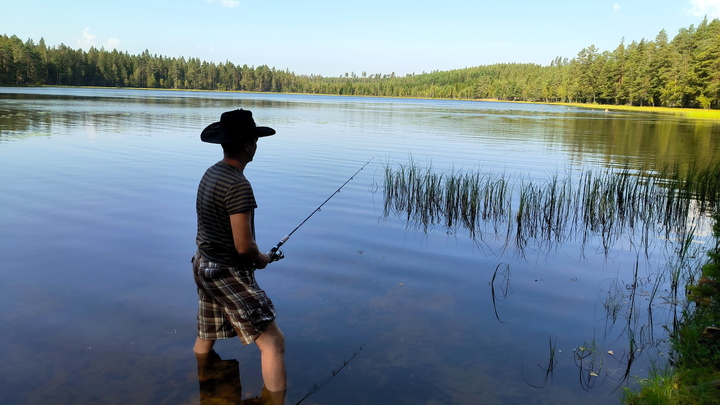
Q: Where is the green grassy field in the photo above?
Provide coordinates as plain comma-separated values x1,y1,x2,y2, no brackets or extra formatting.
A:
553,102,720,120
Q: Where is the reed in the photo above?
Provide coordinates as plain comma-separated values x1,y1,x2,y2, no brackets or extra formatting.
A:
382,159,720,254
382,159,720,400
573,339,607,391
490,263,511,323
523,335,559,388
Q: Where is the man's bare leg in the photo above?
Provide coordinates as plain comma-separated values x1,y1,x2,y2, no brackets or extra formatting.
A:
254,321,286,399
194,337,216,355
194,338,218,384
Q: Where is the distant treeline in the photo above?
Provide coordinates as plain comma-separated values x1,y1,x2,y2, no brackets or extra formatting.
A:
1,18,719,109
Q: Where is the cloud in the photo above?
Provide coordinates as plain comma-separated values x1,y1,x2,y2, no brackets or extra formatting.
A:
78,28,95,49
105,38,121,50
612,3,621,13
196,42,216,52
686,0,720,18
205,0,241,8
76,28,122,51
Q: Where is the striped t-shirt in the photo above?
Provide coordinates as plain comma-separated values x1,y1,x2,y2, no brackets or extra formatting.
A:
196,161,257,266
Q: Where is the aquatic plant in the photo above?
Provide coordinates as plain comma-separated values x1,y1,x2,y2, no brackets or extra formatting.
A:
383,159,720,398
490,263,511,323
688,218,720,309
573,339,607,391
382,159,720,255
618,215,720,404
523,336,559,389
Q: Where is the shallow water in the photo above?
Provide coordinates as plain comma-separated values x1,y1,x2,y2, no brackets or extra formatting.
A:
1,87,718,404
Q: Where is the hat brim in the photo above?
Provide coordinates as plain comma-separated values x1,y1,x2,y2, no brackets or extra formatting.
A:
201,122,276,144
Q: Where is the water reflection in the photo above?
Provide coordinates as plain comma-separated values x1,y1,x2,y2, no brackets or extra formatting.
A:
0,89,295,137
3,88,719,169
196,351,244,404
196,351,283,405
382,159,718,256
382,159,717,395
490,263,511,323
523,337,558,389
295,346,363,405
572,341,608,392
2,87,719,404
506,233,701,395
566,114,720,167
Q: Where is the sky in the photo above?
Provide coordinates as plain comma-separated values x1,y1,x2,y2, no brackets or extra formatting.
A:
1,0,718,77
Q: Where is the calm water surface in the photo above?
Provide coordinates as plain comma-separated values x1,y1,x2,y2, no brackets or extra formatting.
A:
1,87,719,405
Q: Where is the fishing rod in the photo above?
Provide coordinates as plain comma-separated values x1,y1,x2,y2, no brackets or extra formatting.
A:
265,157,374,263
295,345,364,404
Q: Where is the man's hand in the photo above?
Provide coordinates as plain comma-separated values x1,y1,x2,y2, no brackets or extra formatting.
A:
255,252,271,269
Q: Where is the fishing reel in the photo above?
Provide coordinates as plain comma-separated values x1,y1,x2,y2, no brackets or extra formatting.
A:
254,248,284,270
268,248,285,262
265,235,289,264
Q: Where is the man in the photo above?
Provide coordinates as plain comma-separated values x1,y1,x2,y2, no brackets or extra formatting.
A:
192,109,286,403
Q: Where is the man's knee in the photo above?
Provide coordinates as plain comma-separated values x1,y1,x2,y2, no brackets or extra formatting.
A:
257,322,285,352
194,337,216,354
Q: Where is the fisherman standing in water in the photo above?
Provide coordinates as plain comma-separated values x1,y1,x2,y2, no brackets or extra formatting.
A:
192,109,286,404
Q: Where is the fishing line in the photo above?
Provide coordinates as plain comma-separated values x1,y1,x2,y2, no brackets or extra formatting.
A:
265,157,374,262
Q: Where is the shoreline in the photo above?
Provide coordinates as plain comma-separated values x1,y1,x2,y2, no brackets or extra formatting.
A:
478,98,720,119
7,85,720,119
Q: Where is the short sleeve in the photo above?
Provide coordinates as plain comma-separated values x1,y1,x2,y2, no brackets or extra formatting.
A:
225,177,258,215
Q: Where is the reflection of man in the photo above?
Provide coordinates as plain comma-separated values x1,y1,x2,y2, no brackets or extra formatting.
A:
195,350,271,405
192,109,286,404
196,351,242,404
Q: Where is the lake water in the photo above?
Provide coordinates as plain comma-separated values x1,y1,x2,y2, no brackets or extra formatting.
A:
1,87,719,405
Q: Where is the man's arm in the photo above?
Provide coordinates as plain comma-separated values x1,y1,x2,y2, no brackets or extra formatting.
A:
230,211,270,269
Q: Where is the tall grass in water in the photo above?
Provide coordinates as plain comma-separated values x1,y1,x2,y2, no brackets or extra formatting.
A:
383,159,720,394
623,215,720,405
383,158,511,238
382,160,720,254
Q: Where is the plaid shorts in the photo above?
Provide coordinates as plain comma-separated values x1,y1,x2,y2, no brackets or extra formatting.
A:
192,252,276,344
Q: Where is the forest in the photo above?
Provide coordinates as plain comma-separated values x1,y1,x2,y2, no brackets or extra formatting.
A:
1,18,719,109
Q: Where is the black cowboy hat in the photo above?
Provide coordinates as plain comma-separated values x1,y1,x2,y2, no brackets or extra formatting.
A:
201,109,275,143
